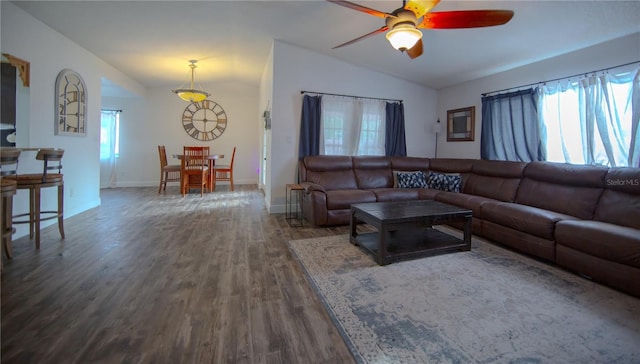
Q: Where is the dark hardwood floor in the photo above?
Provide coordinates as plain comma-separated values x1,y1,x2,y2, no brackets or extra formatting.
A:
1,185,356,363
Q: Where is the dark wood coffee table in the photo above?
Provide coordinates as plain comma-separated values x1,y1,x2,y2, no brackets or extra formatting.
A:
350,200,472,265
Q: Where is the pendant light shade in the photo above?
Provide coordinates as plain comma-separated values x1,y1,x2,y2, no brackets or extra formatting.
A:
172,60,210,102
173,89,209,103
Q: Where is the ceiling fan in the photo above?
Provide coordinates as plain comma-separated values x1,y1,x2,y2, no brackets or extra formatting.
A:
328,0,514,59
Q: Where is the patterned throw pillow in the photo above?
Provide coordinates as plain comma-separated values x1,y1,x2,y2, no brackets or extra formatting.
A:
392,170,421,188
396,171,428,188
427,171,461,192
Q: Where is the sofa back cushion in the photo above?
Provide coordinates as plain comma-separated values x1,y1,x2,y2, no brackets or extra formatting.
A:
595,168,640,229
428,158,474,191
388,156,430,171
464,160,526,202
353,156,393,189
515,161,607,219
387,157,430,188
302,155,358,190
428,158,474,173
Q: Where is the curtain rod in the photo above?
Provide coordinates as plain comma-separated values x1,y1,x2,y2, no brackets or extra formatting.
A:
301,90,402,103
101,109,123,113
481,60,640,97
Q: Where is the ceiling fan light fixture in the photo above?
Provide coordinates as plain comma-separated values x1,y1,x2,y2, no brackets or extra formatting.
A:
172,60,210,102
385,25,422,51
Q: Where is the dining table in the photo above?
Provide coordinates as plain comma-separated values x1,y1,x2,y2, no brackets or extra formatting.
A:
172,153,224,192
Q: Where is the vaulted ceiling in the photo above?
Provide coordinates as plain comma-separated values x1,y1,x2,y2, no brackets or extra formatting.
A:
13,1,640,91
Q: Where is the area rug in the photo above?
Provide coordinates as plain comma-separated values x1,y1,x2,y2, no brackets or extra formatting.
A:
288,231,640,364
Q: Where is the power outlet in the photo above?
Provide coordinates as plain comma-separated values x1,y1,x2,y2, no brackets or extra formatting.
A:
69,187,74,198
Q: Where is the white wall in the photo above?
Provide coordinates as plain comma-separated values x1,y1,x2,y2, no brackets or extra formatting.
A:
437,33,640,159
1,2,144,238
11,0,633,228
104,81,260,188
268,41,438,213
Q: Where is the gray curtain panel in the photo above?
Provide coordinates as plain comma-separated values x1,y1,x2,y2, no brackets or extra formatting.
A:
385,102,407,156
481,88,545,162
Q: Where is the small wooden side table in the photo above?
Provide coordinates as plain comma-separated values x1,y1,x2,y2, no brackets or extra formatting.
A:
285,184,304,227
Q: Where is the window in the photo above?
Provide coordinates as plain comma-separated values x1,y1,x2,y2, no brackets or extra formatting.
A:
100,110,120,160
322,108,347,155
320,95,385,156
482,66,639,167
539,68,638,167
357,107,385,155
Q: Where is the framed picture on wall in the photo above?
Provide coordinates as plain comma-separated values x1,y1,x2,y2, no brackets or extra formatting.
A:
55,69,87,136
447,106,475,142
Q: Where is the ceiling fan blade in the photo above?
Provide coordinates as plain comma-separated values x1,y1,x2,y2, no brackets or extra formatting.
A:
326,0,391,18
406,38,423,59
405,0,440,18
419,10,514,29
332,26,389,49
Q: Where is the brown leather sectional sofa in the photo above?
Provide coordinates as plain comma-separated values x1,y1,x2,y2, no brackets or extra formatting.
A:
298,155,640,297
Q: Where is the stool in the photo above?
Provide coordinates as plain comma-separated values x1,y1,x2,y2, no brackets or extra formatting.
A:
1,178,18,262
286,183,304,227
1,147,21,265
13,148,65,249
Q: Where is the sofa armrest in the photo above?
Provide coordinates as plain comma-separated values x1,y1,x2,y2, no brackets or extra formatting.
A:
300,181,326,193
302,185,329,226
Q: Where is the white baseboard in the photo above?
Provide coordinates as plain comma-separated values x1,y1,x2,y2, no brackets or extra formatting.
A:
270,204,287,214
110,178,257,188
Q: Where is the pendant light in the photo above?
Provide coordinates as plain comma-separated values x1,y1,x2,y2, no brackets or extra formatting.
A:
172,60,210,102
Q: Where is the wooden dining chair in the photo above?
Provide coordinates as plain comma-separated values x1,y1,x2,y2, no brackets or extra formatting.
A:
213,146,236,191
181,146,209,196
157,145,181,193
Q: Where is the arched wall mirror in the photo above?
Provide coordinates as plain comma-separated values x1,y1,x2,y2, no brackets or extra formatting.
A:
55,68,87,136
1,53,30,147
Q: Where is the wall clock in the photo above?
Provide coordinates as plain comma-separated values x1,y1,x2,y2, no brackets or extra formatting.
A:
55,69,86,136
181,99,227,141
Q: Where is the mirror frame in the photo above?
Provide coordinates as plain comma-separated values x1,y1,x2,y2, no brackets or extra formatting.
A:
55,69,87,136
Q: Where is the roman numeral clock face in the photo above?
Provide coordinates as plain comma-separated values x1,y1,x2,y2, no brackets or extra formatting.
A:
181,100,227,141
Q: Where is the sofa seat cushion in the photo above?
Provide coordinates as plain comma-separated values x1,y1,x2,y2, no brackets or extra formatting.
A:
482,220,556,262
556,220,640,268
326,189,377,210
370,188,420,202
434,192,497,217
482,202,577,240
418,188,441,200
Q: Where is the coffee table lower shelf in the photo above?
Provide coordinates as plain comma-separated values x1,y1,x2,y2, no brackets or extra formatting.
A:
351,229,469,265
